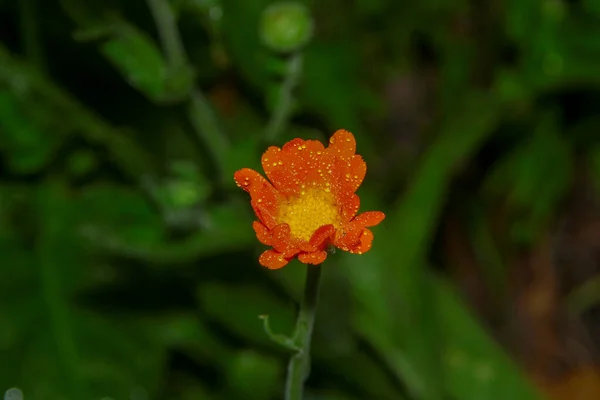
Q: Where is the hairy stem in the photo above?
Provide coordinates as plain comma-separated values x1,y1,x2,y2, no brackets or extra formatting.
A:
284,265,322,400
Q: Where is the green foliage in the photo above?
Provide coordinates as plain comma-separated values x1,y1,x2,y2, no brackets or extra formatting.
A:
483,113,573,244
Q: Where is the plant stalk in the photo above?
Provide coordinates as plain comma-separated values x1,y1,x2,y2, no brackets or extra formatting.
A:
284,265,322,400
265,52,303,143
145,0,229,181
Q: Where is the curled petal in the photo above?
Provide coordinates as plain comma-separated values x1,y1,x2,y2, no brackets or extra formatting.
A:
252,221,271,245
348,229,374,254
334,211,385,250
298,251,328,265
303,224,335,252
328,129,356,160
333,223,363,251
352,211,386,227
270,224,301,258
234,168,279,227
259,250,289,269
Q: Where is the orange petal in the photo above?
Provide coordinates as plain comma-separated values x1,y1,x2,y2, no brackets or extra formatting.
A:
270,224,301,258
234,168,280,227
261,139,329,195
352,211,385,227
333,222,363,250
259,250,289,269
338,192,360,221
252,221,271,245
347,229,374,254
333,211,384,250
298,251,328,265
282,138,305,151
307,224,336,251
328,129,356,160
345,155,367,192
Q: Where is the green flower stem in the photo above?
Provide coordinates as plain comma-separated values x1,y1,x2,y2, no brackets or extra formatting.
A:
145,0,229,181
284,264,322,400
265,52,303,143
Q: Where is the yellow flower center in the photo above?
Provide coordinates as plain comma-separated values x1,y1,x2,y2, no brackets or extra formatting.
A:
277,188,342,241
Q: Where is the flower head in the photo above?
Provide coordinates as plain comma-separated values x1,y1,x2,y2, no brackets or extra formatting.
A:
234,129,385,269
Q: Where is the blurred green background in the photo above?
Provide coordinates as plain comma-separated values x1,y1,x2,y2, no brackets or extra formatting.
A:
2,0,600,399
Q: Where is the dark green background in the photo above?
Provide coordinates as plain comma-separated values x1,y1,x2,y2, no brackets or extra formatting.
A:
1,0,600,399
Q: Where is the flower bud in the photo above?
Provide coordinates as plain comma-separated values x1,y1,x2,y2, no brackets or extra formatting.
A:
259,2,313,53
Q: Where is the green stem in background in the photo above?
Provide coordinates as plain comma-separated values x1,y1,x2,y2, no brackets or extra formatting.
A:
145,0,186,68
265,52,303,143
284,265,322,400
145,0,229,180
19,0,45,70
188,89,230,176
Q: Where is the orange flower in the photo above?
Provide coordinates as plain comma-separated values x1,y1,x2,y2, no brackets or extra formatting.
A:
234,129,385,269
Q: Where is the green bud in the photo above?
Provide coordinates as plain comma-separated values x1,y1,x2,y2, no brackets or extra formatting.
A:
259,2,313,53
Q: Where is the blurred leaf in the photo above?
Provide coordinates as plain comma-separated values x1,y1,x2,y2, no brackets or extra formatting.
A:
436,275,543,400
221,350,282,400
299,42,367,137
81,199,255,263
153,312,234,367
224,134,262,188
0,44,153,179
98,22,168,100
344,92,503,399
221,0,272,90
0,182,165,400
77,184,165,245
0,90,65,174
58,0,117,26
197,282,295,348
95,21,194,103
61,0,194,103
483,113,573,244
